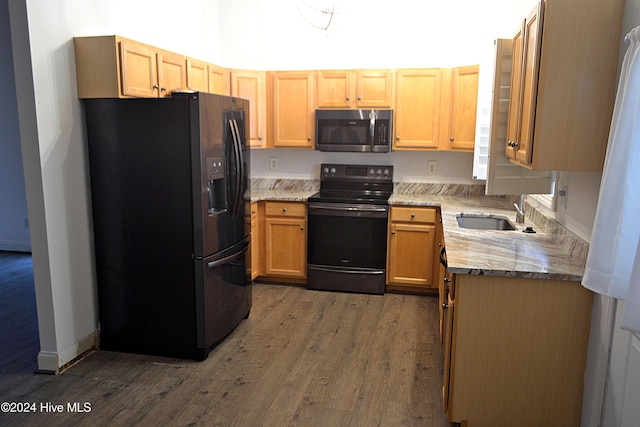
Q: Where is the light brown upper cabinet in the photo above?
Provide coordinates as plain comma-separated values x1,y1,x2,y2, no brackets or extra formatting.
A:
394,69,442,149
316,70,393,109
185,57,209,92
231,70,267,148
440,65,479,152
393,66,478,152
74,36,186,99
270,71,315,148
504,0,624,171
208,64,230,95
186,58,230,95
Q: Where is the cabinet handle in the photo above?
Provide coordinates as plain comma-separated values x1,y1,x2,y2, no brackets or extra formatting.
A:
508,140,519,148
443,303,448,309
411,213,416,218
357,96,362,101
282,208,287,212
152,84,159,89
259,136,263,141
300,226,304,231
251,211,256,214
449,137,454,141
307,137,312,141
161,87,167,91
346,96,351,101
438,243,443,247
396,136,400,140
391,230,396,235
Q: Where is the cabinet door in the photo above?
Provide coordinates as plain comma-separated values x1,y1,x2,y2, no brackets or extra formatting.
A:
505,23,524,160
119,40,158,97
316,70,352,108
185,58,209,92
394,69,442,149
272,72,315,148
265,216,307,277
436,218,446,343
158,50,186,97
356,70,393,108
387,222,436,287
249,202,261,280
231,70,267,148
505,1,544,165
442,277,455,414
208,64,229,95
442,65,479,151
515,1,544,166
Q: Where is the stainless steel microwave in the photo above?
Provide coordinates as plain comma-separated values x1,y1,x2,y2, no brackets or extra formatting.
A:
315,109,393,153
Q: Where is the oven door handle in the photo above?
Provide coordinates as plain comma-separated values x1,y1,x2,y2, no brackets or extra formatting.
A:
308,203,388,218
307,264,385,275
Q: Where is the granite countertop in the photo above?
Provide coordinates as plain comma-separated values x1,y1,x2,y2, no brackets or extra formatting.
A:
249,179,319,203
389,193,586,281
249,179,586,281
249,189,318,202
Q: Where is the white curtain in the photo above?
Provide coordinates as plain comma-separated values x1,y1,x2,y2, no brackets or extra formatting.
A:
582,26,640,333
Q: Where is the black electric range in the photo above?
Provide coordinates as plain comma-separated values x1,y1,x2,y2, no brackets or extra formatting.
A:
307,164,393,294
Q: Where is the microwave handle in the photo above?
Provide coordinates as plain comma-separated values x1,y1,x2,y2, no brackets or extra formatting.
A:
369,113,376,152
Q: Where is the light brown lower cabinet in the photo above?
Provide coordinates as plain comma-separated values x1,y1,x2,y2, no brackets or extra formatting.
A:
247,202,261,281
443,274,593,426
386,206,439,293
262,201,307,281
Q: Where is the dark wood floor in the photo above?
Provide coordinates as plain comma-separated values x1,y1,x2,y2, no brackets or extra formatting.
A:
0,257,450,426
0,251,39,375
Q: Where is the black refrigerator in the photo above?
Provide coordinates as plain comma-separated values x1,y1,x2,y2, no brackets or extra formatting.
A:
83,92,251,360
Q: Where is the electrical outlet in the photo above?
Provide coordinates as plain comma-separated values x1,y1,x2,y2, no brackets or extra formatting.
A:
559,186,569,210
427,160,437,176
269,157,278,171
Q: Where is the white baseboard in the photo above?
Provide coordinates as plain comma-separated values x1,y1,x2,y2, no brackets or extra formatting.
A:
37,351,59,373
0,240,31,252
37,330,99,374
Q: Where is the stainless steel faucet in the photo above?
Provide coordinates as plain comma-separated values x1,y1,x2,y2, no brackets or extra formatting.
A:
514,194,525,224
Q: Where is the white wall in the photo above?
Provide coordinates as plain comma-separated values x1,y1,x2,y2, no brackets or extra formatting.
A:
578,1,640,425
222,0,533,183
597,2,640,425
219,0,533,70
0,0,30,252
9,0,222,371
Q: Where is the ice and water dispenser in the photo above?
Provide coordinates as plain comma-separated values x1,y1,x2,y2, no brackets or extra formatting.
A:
206,156,226,214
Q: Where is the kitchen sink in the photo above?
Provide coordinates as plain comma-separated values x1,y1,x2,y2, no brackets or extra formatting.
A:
456,214,516,231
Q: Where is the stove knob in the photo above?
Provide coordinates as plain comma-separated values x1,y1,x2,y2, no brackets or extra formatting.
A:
377,169,382,175
369,168,375,175
331,167,337,174
384,169,390,176
324,167,329,174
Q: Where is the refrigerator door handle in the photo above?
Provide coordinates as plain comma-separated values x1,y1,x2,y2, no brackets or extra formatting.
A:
207,239,250,269
229,119,242,216
232,118,245,209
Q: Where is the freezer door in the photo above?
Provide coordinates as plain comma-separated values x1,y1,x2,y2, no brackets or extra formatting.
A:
195,236,252,352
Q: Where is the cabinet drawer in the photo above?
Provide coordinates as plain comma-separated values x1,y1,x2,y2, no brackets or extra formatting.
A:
390,206,437,223
265,201,306,217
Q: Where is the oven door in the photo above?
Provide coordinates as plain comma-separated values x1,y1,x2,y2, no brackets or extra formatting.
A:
307,202,388,293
